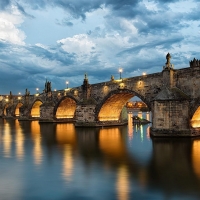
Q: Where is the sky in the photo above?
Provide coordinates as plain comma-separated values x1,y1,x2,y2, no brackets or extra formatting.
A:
0,0,200,95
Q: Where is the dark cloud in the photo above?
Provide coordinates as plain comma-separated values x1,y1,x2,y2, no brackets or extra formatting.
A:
55,18,73,27
157,0,181,2
16,3,34,18
19,0,140,20
117,35,184,57
54,0,102,20
0,0,10,10
185,9,200,21
23,0,48,10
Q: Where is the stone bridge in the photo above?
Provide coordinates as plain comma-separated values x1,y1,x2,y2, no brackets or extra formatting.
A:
1,53,200,137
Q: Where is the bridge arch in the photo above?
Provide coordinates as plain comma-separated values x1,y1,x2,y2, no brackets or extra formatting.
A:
191,106,200,128
54,96,77,119
15,102,23,117
31,99,43,118
3,104,9,116
189,98,200,128
95,89,150,122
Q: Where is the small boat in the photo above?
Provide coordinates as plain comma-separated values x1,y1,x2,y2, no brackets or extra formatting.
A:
132,116,151,124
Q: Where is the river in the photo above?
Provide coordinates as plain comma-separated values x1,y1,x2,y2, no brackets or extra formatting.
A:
0,115,200,200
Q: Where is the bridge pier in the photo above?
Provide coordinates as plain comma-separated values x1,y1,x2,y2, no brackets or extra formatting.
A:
150,98,194,137
39,101,55,122
19,104,31,120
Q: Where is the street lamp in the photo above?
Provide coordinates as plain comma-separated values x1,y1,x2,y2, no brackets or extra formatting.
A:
36,88,39,93
66,81,69,89
18,92,21,100
119,68,123,79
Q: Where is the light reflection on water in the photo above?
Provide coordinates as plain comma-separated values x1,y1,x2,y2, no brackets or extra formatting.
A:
0,118,200,199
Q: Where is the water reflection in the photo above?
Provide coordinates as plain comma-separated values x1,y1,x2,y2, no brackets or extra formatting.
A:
116,165,130,200
151,138,200,197
15,120,24,161
0,119,200,199
192,140,200,180
3,120,12,157
31,121,43,166
128,114,133,140
56,123,76,182
62,145,73,182
99,127,126,158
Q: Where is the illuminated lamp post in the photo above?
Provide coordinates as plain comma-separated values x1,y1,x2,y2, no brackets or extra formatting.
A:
36,88,39,94
119,68,123,79
18,92,21,100
66,81,69,89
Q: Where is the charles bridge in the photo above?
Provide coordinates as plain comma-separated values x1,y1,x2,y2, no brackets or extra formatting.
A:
1,53,200,137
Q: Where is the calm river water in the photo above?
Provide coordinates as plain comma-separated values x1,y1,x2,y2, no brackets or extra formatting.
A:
1,116,200,200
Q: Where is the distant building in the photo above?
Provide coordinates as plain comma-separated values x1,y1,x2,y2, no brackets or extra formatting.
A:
126,101,149,112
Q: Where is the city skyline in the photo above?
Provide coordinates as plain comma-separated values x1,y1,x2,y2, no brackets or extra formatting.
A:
0,0,199,94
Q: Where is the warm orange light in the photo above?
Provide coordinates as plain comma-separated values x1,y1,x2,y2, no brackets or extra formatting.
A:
56,97,76,119
191,106,200,128
31,100,42,118
98,93,133,122
116,165,130,200
31,121,43,165
192,140,200,179
99,128,125,157
15,102,23,116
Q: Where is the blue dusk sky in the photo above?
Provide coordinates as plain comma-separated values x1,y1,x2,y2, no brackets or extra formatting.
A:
0,0,199,95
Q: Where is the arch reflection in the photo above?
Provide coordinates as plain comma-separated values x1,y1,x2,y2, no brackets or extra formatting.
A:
192,140,200,180
99,127,126,158
31,121,43,165
116,165,130,200
56,123,76,182
15,120,24,160
3,121,12,157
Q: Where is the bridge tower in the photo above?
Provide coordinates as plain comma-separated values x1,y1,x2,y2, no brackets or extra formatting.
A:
150,53,192,136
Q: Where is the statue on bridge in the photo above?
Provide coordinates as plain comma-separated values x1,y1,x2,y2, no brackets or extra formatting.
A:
164,53,173,70
44,80,52,101
8,91,13,105
8,91,13,100
190,58,200,67
45,80,52,93
25,88,30,105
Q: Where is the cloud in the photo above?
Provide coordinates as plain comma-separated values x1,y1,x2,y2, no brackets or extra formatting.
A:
0,6,26,45
56,18,73,27
57,34,96,63
0,0,11,10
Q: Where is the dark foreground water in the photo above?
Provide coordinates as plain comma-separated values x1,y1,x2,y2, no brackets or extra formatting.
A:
1,118,200,200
